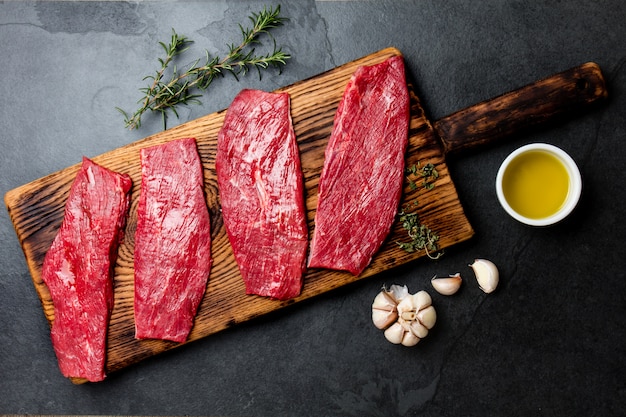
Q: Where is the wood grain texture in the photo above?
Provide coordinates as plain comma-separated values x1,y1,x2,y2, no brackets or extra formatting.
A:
434,62,607,155
4,47,474,382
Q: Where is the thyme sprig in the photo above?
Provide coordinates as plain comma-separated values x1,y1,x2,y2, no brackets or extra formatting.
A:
118,6,290,130
405,162,439,191
396,210,442,259
396,161,443,259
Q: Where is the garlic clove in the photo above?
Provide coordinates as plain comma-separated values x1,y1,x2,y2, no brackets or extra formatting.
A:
372,289,397,312
396,296,415,319
383,322,404,344
371,287,400,330
431,273,462,295
408,319,429,339
412,290,432,311
401,331,420,347
417,305,437,329
372,308,397,330
470,259,499,293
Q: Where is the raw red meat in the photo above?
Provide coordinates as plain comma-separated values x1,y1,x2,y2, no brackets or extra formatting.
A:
216,89,308,300
134,137,212,343
308,56,410,275
41,157,132,382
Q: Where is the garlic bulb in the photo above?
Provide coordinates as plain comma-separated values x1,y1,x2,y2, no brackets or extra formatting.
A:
469,259,499,293
431,273,462,295
371,286,436,346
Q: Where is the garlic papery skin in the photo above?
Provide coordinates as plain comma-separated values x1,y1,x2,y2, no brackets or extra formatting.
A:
470,259,499,293
431,273,462,295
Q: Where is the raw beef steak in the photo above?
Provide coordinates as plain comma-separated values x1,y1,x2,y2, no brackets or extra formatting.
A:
216,89,308,300
134,137,212,343
41,157,132,382
308,55,410,275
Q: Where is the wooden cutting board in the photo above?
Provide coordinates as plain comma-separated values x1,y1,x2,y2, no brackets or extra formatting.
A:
4,47,606,383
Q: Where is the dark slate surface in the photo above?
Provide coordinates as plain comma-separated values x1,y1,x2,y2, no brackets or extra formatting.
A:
1,1,625,416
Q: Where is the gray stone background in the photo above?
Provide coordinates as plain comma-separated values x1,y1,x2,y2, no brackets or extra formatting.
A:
1,1,625,416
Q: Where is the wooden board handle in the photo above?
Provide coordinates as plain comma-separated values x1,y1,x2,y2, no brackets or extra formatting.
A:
433,62,608,154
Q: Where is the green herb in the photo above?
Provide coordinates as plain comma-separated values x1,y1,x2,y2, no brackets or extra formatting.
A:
117,6,290,130
405,162,439,191
397,161,442,259
396,210,442,259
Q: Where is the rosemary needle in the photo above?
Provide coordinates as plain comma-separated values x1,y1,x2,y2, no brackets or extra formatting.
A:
117,6,290,130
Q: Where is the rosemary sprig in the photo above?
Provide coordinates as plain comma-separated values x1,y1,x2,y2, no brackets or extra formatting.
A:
117,6,290,130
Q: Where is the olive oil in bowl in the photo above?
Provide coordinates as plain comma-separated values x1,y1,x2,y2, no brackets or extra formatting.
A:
496,144,582,226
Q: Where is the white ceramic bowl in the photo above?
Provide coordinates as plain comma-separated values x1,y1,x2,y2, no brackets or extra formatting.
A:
495,143,582,226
